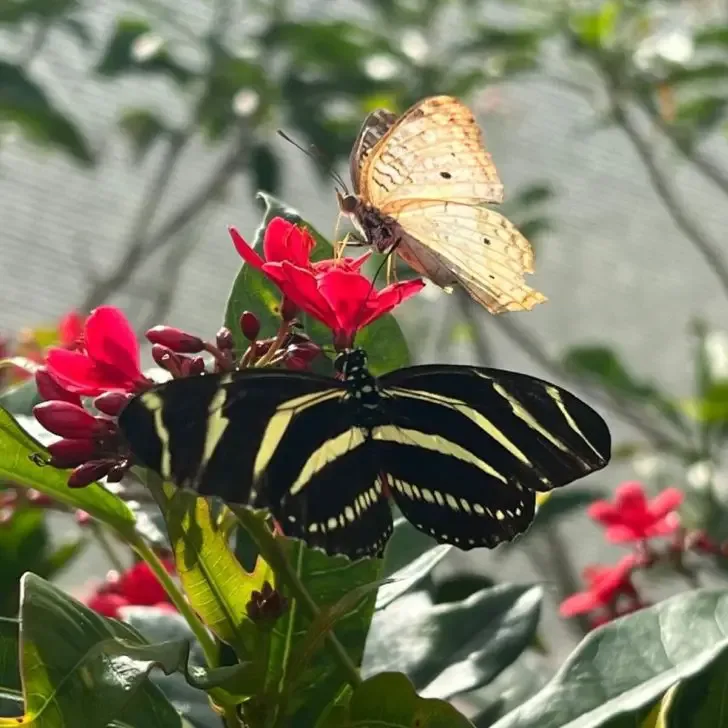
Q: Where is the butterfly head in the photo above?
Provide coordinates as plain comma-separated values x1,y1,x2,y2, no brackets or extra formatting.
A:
336,190,360,215
334,348,369,379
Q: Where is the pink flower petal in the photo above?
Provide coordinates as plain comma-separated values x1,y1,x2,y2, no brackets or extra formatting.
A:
560,591,601,616
263,218,315,267
587,500,622,525
229,226,265,269
604,524,642,543
356,279,425,329
45,349,134,395
263,262,337,327
649,487,684,520
84,307,141,380
58,311,84,347
317,269,375,337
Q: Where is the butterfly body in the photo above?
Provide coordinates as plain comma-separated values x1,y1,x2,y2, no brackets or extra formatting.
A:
119,348,611,559
340,95,547,314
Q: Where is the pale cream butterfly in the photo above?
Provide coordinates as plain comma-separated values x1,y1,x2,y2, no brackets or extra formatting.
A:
336,95,546,314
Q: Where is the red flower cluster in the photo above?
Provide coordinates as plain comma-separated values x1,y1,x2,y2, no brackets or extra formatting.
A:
230,218,424,348
86,559,177,619
560,481,684,628
30,217,423,491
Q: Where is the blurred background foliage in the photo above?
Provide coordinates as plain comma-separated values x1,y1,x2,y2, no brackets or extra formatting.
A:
5,0,728,724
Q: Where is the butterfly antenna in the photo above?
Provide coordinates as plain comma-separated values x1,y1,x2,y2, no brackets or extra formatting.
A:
277,130,349,195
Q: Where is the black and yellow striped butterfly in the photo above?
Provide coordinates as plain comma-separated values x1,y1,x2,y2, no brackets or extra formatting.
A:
118,348,611,559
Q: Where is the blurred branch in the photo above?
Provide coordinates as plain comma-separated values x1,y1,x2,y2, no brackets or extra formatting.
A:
594,68,728,303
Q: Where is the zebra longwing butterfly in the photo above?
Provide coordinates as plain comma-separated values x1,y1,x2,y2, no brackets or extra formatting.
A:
118,348,611,558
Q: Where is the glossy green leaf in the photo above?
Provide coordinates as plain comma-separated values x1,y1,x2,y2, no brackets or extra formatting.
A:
0,377,41,416
492,588,728,728
431,573,497,605
335,672,474,727
355,310,411,375
364,584,542,699
658,650,728,727
119,108,171,162
4,573,183,727
382,517,437,576
96,18,191,86
234,507,382,726
157,487,272,663
376,543,451,610
0,406,136,537
0,60,93,164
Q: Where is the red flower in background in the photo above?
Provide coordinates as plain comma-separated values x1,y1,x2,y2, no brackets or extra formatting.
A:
231,218,424,347
87,559,177,619
45,306,149,395
588,481,683,543
559,554,640,620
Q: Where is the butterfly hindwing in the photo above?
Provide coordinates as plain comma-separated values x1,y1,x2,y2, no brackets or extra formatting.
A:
394,202,547,313
359,95,504,210
374,365,610,548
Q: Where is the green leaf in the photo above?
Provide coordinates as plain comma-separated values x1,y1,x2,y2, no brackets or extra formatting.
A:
0,60,93,164
376,544,451,610
250,142,281,195
364,585,542,699
665,63,728,86
355,309,410,375
569,2,621,49
674,96,728,133
8,573,183,727
0,0,79,24
659,649,728,727
0,617,20,692
492,588,728,728
119,108,171,162
158,487,272,663
562,346,686,431
336,672,474,727
96,18,191,86
234,507,382,726
382,517,437,576
0,406,136,537
0,378,41,415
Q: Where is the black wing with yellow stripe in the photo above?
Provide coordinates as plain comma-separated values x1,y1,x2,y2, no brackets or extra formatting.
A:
376,365,610,549
118,350,610,559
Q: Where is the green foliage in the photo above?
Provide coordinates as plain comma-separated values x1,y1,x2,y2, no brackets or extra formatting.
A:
0,61,93,164
492,589,728,728
119,108,172,162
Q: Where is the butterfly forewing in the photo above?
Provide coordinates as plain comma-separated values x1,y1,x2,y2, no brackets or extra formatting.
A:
359,96,504,209
375,365,610,548
349,108,397,196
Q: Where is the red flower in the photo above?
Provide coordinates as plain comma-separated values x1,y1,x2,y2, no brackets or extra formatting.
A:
588,481,683,543
231,218,424,346
86,560,177,619
45,306,149,395
559,553,639,618
58,311,84,349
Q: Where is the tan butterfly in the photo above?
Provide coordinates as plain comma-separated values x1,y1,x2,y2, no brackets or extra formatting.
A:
336,95,546,314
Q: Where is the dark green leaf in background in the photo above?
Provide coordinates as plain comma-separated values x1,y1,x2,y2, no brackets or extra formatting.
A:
0,61,93,165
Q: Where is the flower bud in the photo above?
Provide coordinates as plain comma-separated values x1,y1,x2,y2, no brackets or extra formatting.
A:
93,391,132,417
188,356,206,376
239,312,260,341
245,581,288,625
280,297,298,323
34,401,99,439
216,327,234,350
68,459,114,488
48,438,98,468
35,368,81,406
145,326,204,354
106,460,129,483
284,341,322,371
151,344,182,373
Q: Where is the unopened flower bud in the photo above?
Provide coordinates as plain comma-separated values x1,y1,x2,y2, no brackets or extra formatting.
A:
68,459,115,488
48,438,98,469
146,326,204,354
35,368,81,406
245,581,288,625
239,312,260,341
216,327,234,350
93,391,132,417
151,344,181,373
34,401,99,440
280,297,298,323
106,460,129,483
284,341,322,371
188,356,206,376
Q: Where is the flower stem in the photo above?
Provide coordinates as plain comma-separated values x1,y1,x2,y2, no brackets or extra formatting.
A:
132,536,218,667
232,507,362,689
89,520,126,574
254,322,291,368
